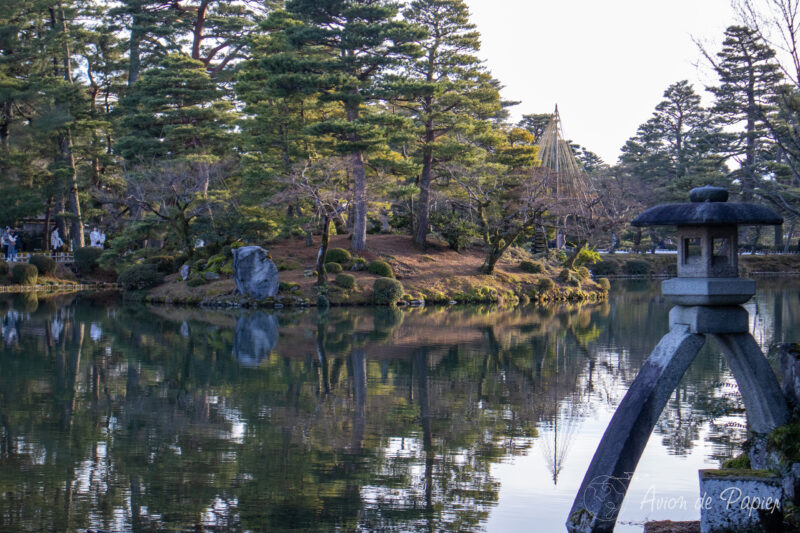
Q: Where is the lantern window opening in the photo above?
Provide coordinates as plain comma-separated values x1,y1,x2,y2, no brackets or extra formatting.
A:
683,237,702,264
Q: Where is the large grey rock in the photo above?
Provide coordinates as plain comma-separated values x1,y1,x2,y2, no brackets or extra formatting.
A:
232,246,278,300
233,312,279,367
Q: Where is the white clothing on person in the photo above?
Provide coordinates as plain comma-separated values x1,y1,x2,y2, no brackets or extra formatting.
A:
51,229,64,251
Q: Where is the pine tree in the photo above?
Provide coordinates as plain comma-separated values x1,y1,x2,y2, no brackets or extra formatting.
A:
279,0,424,252
619,81,728,203
395,0,504,247
707,26,783,198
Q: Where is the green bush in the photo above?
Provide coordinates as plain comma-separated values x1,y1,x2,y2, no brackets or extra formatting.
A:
351,257,368,271
325,248,351,264
373,278,403,305
278,281,300,292
592,260,619,276
0,261,8,277
12,264,38,285
597,277,611,291
572,246,601,268
577,266,591,280
325,262,343,274
10,263,36,285
624,259,651,276
118,264,164,291
187,277,207,287
29,255,56,276
368,260,394,278
74,247,103,274
537,277,555,291
430,211,479,252
520,260,544,273
144,255,177,274
335,273,356,290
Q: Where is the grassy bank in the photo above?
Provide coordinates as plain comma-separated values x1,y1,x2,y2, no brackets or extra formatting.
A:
139,235,608,307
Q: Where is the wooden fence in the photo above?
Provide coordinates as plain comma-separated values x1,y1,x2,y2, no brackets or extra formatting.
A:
4,252,74,264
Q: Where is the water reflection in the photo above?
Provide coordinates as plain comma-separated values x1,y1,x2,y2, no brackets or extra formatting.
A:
0,281,796,532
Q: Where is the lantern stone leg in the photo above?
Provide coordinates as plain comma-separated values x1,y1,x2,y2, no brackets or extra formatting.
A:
566,325,706,533
710,333,788,436
567,186,790,533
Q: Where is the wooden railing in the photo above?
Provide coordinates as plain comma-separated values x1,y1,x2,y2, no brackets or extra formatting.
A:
0,283,118,293
4,252,74,264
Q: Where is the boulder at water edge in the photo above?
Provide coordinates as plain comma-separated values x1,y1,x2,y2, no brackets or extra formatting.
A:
232,246,279,300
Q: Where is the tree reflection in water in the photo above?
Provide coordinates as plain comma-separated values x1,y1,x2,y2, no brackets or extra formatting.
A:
0,281,792,531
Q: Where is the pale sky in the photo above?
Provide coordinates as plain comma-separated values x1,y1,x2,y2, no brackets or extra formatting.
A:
465,0,736,164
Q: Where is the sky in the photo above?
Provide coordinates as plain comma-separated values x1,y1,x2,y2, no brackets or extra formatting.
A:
464,0,737,164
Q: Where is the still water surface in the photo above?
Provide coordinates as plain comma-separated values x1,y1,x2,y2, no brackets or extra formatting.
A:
0,279,797,532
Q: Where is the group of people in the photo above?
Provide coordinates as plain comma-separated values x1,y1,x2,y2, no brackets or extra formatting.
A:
2,227,20,262
0,225,107,263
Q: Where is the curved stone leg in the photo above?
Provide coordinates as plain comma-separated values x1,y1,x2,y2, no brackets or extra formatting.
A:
710,333,788,435
566,325,706,533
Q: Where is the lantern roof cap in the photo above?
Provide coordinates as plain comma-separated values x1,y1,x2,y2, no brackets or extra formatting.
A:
631,186,782,227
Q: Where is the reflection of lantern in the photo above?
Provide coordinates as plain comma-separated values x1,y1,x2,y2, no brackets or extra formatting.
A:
631,185,782,305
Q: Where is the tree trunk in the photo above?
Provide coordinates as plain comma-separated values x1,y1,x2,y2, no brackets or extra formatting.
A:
128,14,143,85
346,101,367,252
44,196,53,253
413,130,434,247
316,216,331,288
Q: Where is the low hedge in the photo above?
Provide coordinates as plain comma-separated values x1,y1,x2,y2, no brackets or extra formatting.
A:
12,264,38,285
29,255,57,276
118,264,164,291
335,273,356,289
325,262,343,274
325,248,351,264
624,259,651,276
520,260,544,273
537,277,555,291
368,260,393,278
0,261,10,277
373,278,403,305
74,247,103,274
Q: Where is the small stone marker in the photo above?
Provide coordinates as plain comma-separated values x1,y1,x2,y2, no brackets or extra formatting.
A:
180,264,190,281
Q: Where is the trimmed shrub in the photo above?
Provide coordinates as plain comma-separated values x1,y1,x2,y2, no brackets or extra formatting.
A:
278,281,301,292
520,260,544,273
597,277,611,291
373,278,403,305
537,277,555,292
368,260,394,278
325,262,343,274
592,260,619,276
325,248,351,264
74,247,103,274
187,277,207,287
351,257,368,271
335,273,356,290
29,255,57,276
118,264,163,291
624,259,651,276
12,264,38,285
144,255,177,274
576,266,591,280
0,261,8,277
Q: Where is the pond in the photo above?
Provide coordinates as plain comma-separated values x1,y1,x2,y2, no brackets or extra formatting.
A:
0,279,798,532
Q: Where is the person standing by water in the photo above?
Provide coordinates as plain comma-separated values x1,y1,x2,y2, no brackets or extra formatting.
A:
51,228,64,255
6,230,17,262
1,228,9,260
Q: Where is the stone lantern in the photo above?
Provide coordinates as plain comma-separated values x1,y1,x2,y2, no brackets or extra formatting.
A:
629,185,781,306
567,186,788,533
